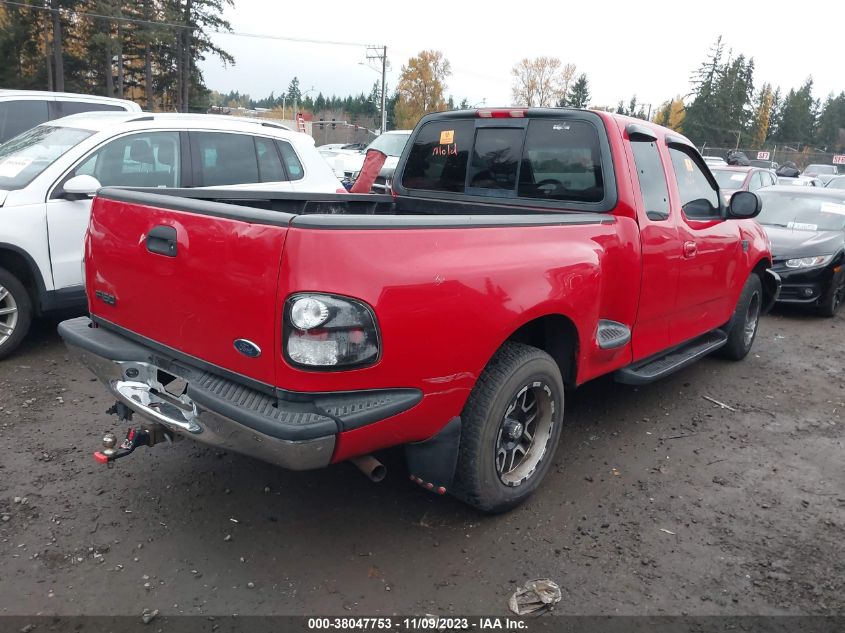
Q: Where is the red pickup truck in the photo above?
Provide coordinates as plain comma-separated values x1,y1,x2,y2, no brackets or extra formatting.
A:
59,108,779,512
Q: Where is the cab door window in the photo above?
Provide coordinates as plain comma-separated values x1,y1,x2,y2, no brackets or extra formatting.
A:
70,131,181,188
668,146,720,219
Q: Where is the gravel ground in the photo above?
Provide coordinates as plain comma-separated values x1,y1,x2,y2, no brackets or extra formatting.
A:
0,308,842,618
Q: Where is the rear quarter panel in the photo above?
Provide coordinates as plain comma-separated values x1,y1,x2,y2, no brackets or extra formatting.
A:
278,217,641,455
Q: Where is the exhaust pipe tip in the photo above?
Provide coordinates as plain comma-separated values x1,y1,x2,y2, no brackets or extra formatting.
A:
351,455,387,483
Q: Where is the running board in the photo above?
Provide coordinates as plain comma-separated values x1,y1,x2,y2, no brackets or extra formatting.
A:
614,330,728,385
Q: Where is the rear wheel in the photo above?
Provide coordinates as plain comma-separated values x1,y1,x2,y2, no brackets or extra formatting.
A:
818,271,844,318
452,342,564,513
0,267,32,360
718,273,762,361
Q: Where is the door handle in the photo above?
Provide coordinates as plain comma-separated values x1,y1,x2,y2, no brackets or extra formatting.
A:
683,241,697,258
146,225,177,257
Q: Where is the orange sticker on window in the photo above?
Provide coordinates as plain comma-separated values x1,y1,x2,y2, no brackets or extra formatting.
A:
684,158,694,172
439,130,454,144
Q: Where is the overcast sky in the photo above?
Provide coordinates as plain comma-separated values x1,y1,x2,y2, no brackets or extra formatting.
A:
200,1,842,113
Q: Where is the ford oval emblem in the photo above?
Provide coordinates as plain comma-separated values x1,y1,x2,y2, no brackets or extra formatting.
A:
233,339,261,358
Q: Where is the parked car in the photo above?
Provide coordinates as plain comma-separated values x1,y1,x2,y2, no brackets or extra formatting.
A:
710,165,776,205
703,155,727,166
802,163,838,185
778,176,823,187
352,130,413,193
755,187,845,316
826,175,845,190
321,130,412,184
0,89,140,144
0,112,343,358
749,159,779,170
58,108,777,513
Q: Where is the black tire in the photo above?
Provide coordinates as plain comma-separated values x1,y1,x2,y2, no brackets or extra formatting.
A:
717,273,762,361
452,342,564,513
0,267,32,360
817,271,844,318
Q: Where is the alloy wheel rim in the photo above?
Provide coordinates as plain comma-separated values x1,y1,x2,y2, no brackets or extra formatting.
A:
743,292,760,348
0,285,19,347
495,382,555,486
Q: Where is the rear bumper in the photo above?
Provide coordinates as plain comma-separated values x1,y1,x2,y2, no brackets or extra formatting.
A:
58,317,421,470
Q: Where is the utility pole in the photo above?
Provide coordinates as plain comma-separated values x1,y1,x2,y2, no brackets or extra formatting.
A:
366,45,388,133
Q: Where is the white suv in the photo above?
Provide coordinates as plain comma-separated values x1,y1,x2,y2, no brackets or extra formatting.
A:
0,112,344,358
0,90,141,144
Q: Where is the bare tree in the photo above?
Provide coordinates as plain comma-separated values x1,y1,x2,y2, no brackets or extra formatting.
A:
511,57,576,107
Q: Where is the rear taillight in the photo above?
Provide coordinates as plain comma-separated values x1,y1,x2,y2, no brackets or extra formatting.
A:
284,293,380,370
476,108,527,119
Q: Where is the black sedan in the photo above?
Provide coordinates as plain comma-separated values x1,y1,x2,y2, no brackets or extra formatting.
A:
756,187,845,316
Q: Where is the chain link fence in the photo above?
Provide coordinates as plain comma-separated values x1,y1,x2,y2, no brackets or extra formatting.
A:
699,144,844,172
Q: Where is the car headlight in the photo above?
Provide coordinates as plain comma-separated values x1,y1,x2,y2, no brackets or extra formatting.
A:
784,255,834,269
284,293,380,369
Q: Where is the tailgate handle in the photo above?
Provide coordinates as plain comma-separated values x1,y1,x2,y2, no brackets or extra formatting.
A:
146,225,178,257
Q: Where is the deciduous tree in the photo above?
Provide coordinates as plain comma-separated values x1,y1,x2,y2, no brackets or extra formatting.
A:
394,50,451,129
510,57,575,107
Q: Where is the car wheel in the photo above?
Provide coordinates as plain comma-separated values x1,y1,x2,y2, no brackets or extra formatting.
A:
717,273,762,361
0,267,33,360
452,342,564,513
818,270,844,318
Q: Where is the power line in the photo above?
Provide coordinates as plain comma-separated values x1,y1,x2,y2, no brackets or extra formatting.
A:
0,0,377,47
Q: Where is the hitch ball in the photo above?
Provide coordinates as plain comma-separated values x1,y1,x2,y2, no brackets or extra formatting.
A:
102,432,118,457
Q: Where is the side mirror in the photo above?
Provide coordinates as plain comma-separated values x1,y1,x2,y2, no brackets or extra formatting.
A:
727,190,761,219
63,174,101,201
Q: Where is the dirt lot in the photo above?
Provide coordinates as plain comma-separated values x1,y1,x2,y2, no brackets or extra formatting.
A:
0,308,842,619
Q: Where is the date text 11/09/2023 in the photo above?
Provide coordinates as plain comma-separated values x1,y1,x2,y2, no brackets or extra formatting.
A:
307,617,529,630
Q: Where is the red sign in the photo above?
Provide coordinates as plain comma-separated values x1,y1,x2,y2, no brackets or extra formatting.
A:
756,151,770,160
833,154,845,165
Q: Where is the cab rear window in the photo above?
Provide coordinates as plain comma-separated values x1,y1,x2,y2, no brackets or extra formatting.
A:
401,118,605,204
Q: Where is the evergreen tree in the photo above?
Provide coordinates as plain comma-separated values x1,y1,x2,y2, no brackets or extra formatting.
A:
566,74,590,109
815,92,845,152
775,78,817,147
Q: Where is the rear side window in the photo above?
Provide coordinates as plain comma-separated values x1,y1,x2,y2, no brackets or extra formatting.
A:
56,101,128,117
255,137,285,182
630,140,670,220
192,132,258,186
401,120,474,192
0,100,50,144
276,141,304,181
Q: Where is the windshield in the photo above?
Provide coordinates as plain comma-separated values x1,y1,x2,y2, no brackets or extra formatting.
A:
367,132,410,157
0,125,93,190
804,164,837,175
827,177,845,190
749,160,773,168
757,192,845,231
712,169,747,189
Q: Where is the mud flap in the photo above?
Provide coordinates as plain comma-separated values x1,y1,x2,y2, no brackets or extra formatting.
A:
405,417,461,495
762,269,782,314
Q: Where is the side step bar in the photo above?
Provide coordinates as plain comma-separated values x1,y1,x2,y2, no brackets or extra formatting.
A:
614,330,728,385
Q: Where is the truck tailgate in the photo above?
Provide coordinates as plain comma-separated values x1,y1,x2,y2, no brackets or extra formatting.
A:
85,193,289,386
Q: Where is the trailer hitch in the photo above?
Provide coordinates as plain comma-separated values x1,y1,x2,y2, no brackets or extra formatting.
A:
93,425,171,466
